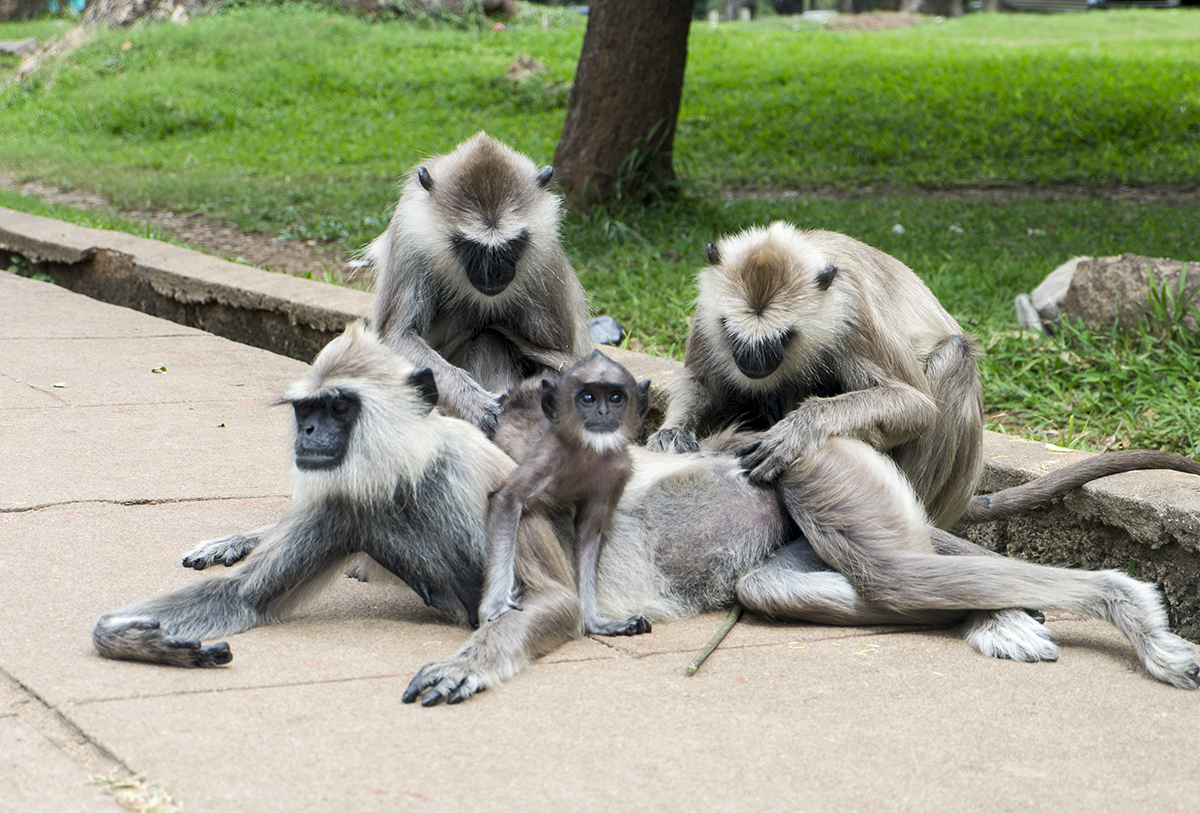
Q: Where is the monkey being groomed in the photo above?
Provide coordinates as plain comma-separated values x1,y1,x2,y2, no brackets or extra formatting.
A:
368,131,592,437
93,325,1198,701
647,222,1200,529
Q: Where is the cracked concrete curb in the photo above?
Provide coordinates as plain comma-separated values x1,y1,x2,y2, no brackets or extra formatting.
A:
3,204,1198,640
0,206,370,362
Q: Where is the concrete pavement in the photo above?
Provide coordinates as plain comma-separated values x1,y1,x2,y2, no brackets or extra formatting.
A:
2,269,1198,812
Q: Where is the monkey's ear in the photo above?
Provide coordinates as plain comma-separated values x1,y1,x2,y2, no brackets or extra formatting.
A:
540,378,560,424
705,243,720,265
417,167,434,193
536,166,554,188
636,379,651,423
409,368,439,414
816,264,839,291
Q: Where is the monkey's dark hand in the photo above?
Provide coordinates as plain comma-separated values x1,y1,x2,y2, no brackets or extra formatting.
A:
459,391,504,439
646,427,699,454
738,419,829,484
182,528,269,570
402,660,487,706
586,614,651,637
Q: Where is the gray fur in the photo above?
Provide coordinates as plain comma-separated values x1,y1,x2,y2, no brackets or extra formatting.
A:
409,401,1198,702
368,132,592,436
94,324,534,666
648,223,982,528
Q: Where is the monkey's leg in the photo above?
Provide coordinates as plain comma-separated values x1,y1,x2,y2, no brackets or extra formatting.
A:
891,334,983,529
403,579,582,706
736,539,964,627
778,439,1199,689
95,521,346,667
737,537,1058,662
182,524,274,569
575,501,651,637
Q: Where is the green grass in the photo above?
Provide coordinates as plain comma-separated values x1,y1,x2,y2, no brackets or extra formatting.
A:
2,4,1199,455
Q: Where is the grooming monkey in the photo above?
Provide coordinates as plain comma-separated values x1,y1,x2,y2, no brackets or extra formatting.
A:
481,351,652,637
96,325,1196,699
368,132,592,436
97,323,580,668
648,222,1200,529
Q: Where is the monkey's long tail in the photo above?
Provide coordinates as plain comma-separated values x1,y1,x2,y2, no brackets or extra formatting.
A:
960,450,1200,524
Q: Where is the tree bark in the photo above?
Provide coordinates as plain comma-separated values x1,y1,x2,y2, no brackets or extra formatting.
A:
553,0,693,206
0,0,47,22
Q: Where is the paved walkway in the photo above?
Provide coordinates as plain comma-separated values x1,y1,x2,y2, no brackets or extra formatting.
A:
2,270,1197,812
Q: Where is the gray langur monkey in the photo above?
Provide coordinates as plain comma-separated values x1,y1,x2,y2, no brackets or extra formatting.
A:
367,131,593,437
481,350,652,637
405,388,1200,704
94,323,579,667
647,222,1200,529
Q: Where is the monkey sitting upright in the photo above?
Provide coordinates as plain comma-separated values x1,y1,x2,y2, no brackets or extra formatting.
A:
481,351,652,637
368,132,593,437
648,222,1200,529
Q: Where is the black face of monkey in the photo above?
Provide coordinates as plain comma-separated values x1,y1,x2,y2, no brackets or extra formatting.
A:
725,326,794,380
292,392,361,470
574,383,629,434
450,231,531,296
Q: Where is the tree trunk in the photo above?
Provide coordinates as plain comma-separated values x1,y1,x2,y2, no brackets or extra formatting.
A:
0,0,47,22
553,0,693,206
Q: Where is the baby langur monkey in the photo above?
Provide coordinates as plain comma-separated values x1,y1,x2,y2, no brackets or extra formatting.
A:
481,351,653,637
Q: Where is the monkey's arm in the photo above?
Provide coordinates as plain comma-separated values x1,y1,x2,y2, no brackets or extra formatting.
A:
479,463,554,623
483,324,581,377
574,496,651,637
740,377,937,484
385,327,504,436
182,524,274,569
646,367,718,453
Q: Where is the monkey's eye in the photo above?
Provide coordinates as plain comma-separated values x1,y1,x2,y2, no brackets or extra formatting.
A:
609,392,624,405
297,404,313,418
332,399,348,414
579,391,596,405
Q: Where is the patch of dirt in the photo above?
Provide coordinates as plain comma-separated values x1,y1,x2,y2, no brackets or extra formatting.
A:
822,11,925,31
0,171,366,286
725,183,1200,206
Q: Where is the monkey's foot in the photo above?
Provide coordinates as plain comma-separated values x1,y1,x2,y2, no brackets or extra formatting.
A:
647,427,699,454
182,531,264,570
959,609,1059,663
1140,632,1200,690
402,660,487,706
586,613,651,637
92,617,233,668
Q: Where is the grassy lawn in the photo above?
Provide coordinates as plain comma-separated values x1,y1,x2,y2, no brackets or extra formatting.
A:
2,4,1198,455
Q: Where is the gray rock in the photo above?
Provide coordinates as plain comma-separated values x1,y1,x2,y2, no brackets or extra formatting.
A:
0,37,38,57
589,315,626,346
1061,253,1199,332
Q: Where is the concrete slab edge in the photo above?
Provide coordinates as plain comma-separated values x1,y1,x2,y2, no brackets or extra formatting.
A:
3,206,1198,641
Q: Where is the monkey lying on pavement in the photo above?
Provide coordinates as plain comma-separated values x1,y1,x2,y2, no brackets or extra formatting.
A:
647,222,1200,529
92,325,1197,701
481,350,652,637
